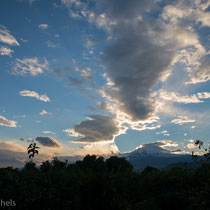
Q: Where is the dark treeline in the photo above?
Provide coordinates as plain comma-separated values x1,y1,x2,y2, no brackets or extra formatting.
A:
0,155,210,210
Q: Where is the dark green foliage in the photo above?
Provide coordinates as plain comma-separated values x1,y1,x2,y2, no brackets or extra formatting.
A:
0,155,209,210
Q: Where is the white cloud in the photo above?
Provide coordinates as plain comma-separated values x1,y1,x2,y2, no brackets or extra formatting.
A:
171,116,195,125
12,57,48,76
19,90,50,102
74,141,119,156
47,40,57,48
0,46,13,56
0,25,19,46
80,67,92,80
40,110,52,115
157,90,203,104
156,130,170,136
157,140,179,148
195,11,210,27
43,131,56,135
186,61,210,84
197,92,210,99
12,58,48,76
0,115,17,127
38,24,48,30
186,140,197,149
13,115,26,118
63,128,81,137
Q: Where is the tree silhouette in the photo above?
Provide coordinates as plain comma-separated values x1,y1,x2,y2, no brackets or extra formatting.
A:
27,143,40,161
192,140,210,160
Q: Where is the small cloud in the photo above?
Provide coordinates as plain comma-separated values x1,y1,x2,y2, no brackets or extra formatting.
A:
38,24,48,30
171,116,195,125
0,46,14,56
156,130,170,136
191,125,196,129
80,67,93,80
43,131,56,135
13,115,26,118
55,34,60,38
19,90,50,102
197,92,210,99
0,25,19,46
156,140,178,148
28,0,38,5
12,57,48,76
0,115,17,127
47,40,57,48
63,128,81,137
68,76,85,87
40,110,52,115
184,133,187,136
187,142,197,149
35,136,61,148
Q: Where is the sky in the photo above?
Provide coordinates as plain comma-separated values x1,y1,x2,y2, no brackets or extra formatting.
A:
0,0,210,167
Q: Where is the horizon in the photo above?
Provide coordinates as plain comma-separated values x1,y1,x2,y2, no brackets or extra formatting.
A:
0,0,210,168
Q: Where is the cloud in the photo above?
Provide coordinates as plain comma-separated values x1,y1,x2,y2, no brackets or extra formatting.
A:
47,40,57,48
40,110,52,115
62,0,209,144
186,139,197,149
65,115,124,143
0,46,14,56
35,137,62,148
157,90,203,104
74,141,119,156
135,140,180,154
80,67,93,80
171,116,195,125
19,90,50,102
186,60,210,84
0,25,19,46
156,130,170,136
197,92,210,99
0,115,17,127
156,140,179,148
68,76,86,87
43,131,56,135
0,140,51,168
0,141,25,152
13,115,26,118
38,24,48,30
12,57,48,76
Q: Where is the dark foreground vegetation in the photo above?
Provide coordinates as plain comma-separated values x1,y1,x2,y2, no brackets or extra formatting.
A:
0,155,210,210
